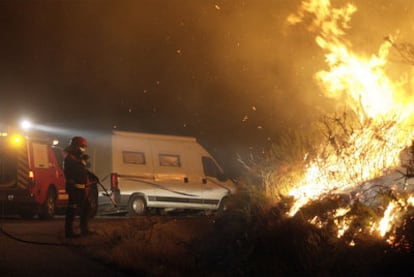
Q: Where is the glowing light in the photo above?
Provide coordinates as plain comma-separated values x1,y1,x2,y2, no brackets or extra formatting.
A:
334,208,350,217
336,218,350,238
20,120,32,131
10,134,24,146
407,196,414,206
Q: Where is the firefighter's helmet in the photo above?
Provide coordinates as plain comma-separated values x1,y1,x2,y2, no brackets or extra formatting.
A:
65,136,87,154
69,136,87,148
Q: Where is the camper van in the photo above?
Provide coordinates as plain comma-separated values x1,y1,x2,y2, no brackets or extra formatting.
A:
90,131,236,216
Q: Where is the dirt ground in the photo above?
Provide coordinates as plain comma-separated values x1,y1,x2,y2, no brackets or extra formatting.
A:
71,215,216,276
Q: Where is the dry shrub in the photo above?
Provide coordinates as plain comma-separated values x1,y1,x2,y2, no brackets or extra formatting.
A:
193,206,332,276
237,125,321,203
201,107,414,275
190,192,414,276
394,208,414,253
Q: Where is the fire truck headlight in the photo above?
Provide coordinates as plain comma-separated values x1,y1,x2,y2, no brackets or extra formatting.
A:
20,120,32,131
10,134,24,146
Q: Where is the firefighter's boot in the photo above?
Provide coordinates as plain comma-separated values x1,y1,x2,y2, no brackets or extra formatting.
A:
65,206,77,238
80,211,95,236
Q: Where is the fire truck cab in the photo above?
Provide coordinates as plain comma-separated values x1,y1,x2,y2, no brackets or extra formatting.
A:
0,132,68,219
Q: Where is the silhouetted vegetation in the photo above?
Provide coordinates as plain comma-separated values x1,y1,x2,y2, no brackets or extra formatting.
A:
191,191,414,276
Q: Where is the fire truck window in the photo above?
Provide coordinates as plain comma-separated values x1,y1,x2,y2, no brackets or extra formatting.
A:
32,143,49,168
52,148,64,169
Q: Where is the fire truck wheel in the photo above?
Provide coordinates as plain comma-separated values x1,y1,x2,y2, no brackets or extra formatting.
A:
128,195,146,216
39,189,56,220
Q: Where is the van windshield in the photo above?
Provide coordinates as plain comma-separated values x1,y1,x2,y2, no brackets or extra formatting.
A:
202,156,227,181
0,145,18,186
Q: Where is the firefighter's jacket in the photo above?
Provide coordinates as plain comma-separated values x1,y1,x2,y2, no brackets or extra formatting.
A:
64,153,88,190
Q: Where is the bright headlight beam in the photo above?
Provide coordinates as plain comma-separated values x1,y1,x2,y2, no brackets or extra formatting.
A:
20,120,32,131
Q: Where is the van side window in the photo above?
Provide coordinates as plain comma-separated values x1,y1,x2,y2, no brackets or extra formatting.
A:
202,156,221,178
123,151,146,165
159,154,181,167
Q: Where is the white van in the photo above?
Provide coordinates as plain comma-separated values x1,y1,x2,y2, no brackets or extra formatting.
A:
90,131,236,216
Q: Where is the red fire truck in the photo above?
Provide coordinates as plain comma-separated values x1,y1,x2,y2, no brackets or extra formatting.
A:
0,131,98,219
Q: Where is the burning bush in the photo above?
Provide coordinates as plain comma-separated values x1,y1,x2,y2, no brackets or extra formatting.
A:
189,186,414,275
228,103,414,274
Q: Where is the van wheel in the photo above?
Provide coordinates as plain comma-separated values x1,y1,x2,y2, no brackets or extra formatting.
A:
39,189,56,220
217,197,229,215
128,195,146,216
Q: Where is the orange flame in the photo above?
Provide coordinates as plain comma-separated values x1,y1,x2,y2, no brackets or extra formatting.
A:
286,0,414,238
378,201,398,237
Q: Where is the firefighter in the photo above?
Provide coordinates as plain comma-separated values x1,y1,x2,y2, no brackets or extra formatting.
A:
64,136,93,238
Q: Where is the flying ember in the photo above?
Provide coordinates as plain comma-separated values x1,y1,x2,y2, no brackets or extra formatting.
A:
286,0,414,239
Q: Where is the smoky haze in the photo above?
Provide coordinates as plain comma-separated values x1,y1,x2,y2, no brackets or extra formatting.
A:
0,0,413,174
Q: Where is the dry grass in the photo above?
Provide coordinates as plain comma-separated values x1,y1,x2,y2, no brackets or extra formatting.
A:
77,215,215,276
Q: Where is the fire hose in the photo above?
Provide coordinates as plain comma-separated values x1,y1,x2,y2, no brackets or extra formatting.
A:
0,200,78,247
87,171,119,209
0,225,79,247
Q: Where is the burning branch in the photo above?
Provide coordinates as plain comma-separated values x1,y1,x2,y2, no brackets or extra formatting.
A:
386,36,414,66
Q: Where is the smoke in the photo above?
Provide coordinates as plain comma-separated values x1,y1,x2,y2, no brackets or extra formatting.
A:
1,0,414,164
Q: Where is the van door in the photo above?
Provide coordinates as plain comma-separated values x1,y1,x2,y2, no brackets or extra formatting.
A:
201,156,229,208
152,152,190,207
150,141,203,209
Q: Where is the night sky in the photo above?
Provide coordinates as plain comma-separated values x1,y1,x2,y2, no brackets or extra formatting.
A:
1,0,413,175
